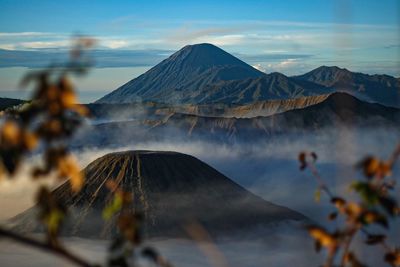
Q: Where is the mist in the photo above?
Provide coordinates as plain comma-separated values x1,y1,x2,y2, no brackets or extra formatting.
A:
2,125,399,223
1,119,399,267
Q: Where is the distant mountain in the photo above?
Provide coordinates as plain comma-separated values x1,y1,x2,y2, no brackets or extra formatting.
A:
86,94,331,120
0,97,25,111
96,43,265,104
97,44,399,106
10,151,306,238
74,93,400,147
140,92,400,141
294,66,400,107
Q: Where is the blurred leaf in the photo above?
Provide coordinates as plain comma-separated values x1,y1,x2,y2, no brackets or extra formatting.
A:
331,197,346,212
314,241,322,253
314,188,321,203
102,193,123,220
298,152,306,170
307,225,337,248
385,250,400,266
351,182,379,205
356,156,392,179
365,234,386,245
345,202,363,218
344,252,368,267
142,247,158,262
22,131,38,150
310,152,318,162
57,155,84,192
356,156,380,178
378,195,398,216
362,211,388,228
117,213,142,244
328,212,338,221
1,120,21,146
46,209,65,234
0,149,21,174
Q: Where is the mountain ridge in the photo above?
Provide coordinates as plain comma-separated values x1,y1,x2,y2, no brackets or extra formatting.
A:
294,66,400,107
72,92,400,148
96,44,399,107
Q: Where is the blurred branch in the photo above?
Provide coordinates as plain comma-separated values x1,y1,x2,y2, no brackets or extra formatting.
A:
0,226,97,267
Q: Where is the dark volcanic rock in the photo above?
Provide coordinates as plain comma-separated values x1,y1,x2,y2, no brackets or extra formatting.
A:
11,151,306,239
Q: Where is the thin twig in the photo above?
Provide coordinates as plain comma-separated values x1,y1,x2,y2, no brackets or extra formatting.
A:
0,226,97,267
307,161,334,198
340,226,358,267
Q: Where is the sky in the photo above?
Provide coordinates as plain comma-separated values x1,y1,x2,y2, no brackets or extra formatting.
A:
0,0,399,102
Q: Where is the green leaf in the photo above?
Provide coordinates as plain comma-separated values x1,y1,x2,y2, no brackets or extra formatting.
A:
102,194,123,220
351,182,379,205
314,189,321,203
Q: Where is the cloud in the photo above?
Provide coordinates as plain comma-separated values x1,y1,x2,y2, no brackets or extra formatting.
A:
251,58,312,75
165,25,247,46
0,32,56,38
101,40,129,49
251,64,266,72
0,17,398,75
18,40,70,49
0,49,172,68
237,53,312,62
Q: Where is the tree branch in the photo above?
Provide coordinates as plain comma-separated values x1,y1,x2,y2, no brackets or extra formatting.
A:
0,226,97,267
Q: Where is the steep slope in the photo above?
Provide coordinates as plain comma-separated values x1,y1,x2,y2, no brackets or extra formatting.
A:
11,151,306,239
96,43,265,104
294,66,400,107
190,72,329,104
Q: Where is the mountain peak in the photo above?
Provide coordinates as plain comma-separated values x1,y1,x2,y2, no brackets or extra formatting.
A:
182,43,218,50
295,66,400,107
96,43,264,104
167,43,256,70
312,65,350,74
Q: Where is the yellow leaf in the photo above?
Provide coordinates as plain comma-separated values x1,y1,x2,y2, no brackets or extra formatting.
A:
308,226,336,248
102,193,123,220
46,209,64,233
60,90,77,108
58,155,84,192
23,131,38,150
1,120,21,146
314,189,321,203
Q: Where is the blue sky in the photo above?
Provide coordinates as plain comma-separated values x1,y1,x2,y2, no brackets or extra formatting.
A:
0,0,399,102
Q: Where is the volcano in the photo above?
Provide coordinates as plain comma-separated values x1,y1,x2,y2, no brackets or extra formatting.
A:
96,43,265,104
11,151,306,239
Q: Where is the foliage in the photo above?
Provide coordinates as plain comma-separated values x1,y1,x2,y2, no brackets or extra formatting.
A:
299,146,400,267
0,38,172,267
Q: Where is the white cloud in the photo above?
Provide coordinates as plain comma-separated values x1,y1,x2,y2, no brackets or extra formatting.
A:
18,40,70,49
101,40,129,49
0,32,56,38
192,34,245,46
0,44,16,50
252,64,266,72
